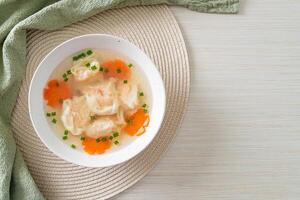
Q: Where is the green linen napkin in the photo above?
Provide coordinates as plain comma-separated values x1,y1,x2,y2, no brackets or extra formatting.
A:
0,0,239,199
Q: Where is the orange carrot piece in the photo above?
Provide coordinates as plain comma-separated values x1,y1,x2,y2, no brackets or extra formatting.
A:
102,59,131,80
82,137,112,155
43,79,72,108
123,109,149,136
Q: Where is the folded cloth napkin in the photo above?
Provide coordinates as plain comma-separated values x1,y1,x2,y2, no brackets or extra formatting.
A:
0,0,239,199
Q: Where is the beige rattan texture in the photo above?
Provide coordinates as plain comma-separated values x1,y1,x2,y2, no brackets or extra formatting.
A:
11,5,189,200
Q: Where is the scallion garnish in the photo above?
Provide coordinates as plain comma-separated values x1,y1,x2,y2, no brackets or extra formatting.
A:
86,63,90,67
114,141,120,145
51,118,57,124
139,92,144,97
109,136,113,140
91,65,97,71
96,138,100,143
123,80,128,84
86,50,93,55
73,51,87,61
64,130,69,135
116,68,121,73
113,132,119,138
62,135,68,140
144,109,148,113
142,103,147,108
51,112,56,116
73,56,79,61
90,115,96,121
101,137,107,142
128,63,133,68
62,69,72,81
99,67,104,72
80,136,85,141
79,52,86,58
71,144,76,149
46,113,51,117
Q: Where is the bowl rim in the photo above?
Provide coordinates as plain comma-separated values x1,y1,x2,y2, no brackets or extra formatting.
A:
28,34,166,167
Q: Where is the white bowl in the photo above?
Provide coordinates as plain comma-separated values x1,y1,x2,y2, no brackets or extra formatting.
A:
28,34,166,167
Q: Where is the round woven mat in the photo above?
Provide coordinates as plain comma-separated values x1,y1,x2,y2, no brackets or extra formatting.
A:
11,5,189,200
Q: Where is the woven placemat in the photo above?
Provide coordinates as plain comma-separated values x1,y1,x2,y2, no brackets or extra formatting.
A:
11,5,189,200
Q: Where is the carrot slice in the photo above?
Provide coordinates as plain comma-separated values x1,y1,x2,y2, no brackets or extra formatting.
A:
82,137,112,155
123,109,150,136
102,59,131,80
43,79,72,108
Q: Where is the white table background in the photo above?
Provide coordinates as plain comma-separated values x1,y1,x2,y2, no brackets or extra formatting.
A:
116,1,300,199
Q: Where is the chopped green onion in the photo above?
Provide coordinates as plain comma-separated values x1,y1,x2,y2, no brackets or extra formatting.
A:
73,52,86,61
79,52,86,58
123,80,128,84
63,73,67,78
128,63,133,68
116,68,122,73
46,113,51,117
64,130,69,135
114,140,120,145
144,109,148,113
139,92,144,97
101,137,107,142
91,65,97,71
62,135,68,140
90,115,96,121
86,63,90,67
64,77,68,82
86,50,93,55
80,136,85,141
96,138,100,143
51,112,56,116
67,70,72,75
142,103,147,108
99,67,104,72
113,132,119,138
51,118,57,124
71,144,76,149
109,136,113,140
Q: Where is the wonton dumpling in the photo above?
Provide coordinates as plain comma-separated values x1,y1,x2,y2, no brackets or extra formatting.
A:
85,117,116,139
61,96,91,135
71,59,100,82
115,107,126,125
82,78,119,115
118,82,139,110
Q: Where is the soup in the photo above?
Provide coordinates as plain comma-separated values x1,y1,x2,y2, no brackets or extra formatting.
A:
43,49,151,155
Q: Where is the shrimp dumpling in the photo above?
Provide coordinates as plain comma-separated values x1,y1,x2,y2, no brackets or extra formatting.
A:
61,96,91,135
118,82,139,110
85,117,116,139
71,59,100,81
83,78,119,115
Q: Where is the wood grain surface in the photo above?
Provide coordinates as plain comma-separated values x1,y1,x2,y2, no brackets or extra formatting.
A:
116,1,300,199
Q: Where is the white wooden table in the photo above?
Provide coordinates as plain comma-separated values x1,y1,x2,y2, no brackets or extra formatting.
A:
117,1,300,199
